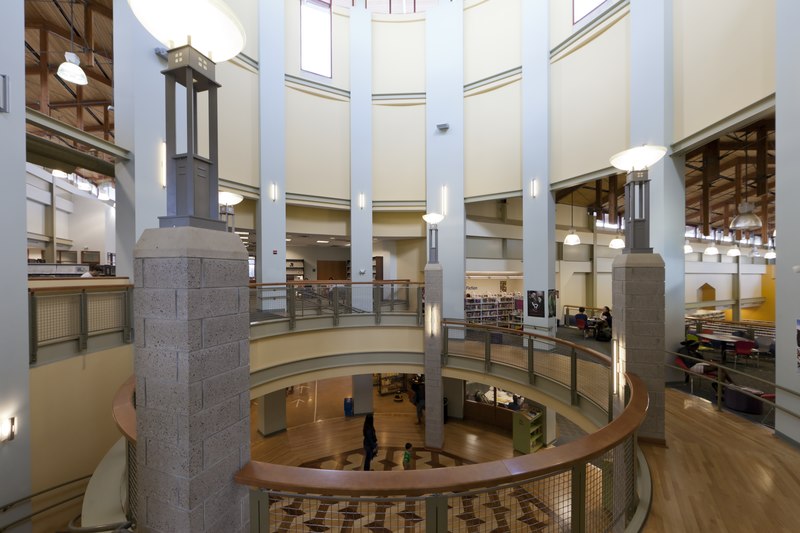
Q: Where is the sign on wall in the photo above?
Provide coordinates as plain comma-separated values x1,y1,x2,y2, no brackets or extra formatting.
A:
527,290,544,318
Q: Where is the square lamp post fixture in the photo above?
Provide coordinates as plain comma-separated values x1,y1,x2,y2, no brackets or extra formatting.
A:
610,145,667,253
127,0,246,230
422,212,444,264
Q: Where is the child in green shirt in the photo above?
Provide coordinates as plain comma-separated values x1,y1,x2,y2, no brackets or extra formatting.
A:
402,442,414,470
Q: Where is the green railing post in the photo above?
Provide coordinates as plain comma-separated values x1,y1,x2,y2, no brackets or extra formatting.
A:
249,490,269,533
570,347,579,406
425,494,448,533
287,288,297,330
390,283,395,312
571,463,587,533
484,329,492,373
374,285,382,324
608,364,614,423
123,287,133,343
416,286,424,325
79,290,88,351
332,286,340,326
527,338,535,385
29,291,38,365
442,325,449,366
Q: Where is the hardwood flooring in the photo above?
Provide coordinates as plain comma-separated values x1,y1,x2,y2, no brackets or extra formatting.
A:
249,377,800,532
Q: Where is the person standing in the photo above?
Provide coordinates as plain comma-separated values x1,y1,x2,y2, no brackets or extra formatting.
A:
362,414,378,471
402,442,415,470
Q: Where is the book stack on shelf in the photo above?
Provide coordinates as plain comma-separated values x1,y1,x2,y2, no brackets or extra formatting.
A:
463,293,523,329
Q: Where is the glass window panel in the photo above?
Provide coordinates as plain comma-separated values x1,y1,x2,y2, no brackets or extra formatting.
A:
301,0,332,78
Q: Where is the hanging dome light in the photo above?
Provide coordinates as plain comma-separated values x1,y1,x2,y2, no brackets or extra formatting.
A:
729,201,762,231
564,229,581,246
57,51,88,86
683,240,694,254
726,246,741,257
704,244,719,256
218,191,244,206
609,235,625,249
764,248,776,260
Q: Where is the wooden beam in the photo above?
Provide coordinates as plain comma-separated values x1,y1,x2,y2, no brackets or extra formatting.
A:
76,86,84,131
756,124,768,196
761,196,769,244
39,29,49,114
103,105,110,141
25,20,113,61
46,99,113,109
595,180,603,220
85,6,95,68
608,175,618,225
701,140,719,236
86,0,113,20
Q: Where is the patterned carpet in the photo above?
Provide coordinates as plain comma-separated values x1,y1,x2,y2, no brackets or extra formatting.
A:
299,445,474,471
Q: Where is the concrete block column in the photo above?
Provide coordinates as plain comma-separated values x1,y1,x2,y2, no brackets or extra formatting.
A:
134,227,250,533
612,253,665,443
424,263,444,449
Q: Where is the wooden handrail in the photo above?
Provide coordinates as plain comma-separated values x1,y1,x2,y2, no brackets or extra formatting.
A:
112,375,136,442
442,319,612,366
250,279,420,288
233,373,646,496
28,283,133,295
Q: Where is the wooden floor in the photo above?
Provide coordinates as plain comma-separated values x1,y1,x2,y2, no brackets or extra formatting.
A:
641,390,800,533
250,379,800,532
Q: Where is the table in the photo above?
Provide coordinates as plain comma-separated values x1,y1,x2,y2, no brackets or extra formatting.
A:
696,332,745,363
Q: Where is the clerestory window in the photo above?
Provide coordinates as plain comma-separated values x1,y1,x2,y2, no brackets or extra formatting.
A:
301,0,333,78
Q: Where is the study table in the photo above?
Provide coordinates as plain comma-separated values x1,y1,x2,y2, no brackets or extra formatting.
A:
695,332,745,363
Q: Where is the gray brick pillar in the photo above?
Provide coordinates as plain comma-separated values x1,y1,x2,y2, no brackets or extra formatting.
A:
424,262,444,449
612,253,665,443
134,227,250,532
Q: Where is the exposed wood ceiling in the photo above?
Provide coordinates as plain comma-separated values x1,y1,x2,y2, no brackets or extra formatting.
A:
558,118,776,243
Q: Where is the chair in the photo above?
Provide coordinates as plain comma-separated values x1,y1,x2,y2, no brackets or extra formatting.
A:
733,340,756,368
575,318,588,338
755,335,774,357
674,356,717,394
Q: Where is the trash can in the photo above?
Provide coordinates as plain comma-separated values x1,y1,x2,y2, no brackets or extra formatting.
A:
443,397,449,424
344,397,354,417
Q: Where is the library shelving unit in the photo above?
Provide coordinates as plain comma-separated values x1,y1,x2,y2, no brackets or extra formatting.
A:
286,259,305,281
346,256,384,280
512,409,544,453
378,373,405,395
464,294,523,328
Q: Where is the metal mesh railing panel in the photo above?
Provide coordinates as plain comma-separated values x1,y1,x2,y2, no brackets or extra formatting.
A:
126,441,138,523
36,293,81,343
87,291,127,333
446,472,572,532
250,287,290,321
584,439,635,532
258,492,429,532
576,361,611,408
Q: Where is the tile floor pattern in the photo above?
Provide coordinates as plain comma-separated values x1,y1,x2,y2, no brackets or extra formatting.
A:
299,446,473,471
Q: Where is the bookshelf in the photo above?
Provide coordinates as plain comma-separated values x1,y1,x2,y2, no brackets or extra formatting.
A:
378,373,405,395
346,256,383,280
464,294,522,328
286,259,305,281
512,410,544,453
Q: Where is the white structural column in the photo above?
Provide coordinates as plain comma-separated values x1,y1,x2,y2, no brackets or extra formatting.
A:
350,6,374,310
113,0,168,278
775,0,800,445
629,0,685,358
522,0,556,336
0,0,32,526
426,0,465,321
257,0,287,284
352,374,374,416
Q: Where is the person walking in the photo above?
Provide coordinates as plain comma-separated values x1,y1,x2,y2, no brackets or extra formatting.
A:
402,442,415,470
362,414,378,471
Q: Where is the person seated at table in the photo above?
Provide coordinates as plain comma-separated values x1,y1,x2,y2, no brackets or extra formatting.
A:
574,307,589,325
601,306,612,329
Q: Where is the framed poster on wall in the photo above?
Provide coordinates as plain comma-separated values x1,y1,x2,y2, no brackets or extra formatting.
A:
527,290,544,318
548,289,558,318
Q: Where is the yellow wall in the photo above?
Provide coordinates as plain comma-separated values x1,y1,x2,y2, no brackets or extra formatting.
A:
550,13,629,184
372,102,427,202
29,346,133,532
395,238,426,282
464,78,522,198
373,212,426,239
286,205,350,236
673,0,775,142
372,15,426,94
738,264,776,322
285,86,351,199
464,0,521,85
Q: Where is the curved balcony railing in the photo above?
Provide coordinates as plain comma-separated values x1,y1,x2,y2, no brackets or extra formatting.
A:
113,319,648,532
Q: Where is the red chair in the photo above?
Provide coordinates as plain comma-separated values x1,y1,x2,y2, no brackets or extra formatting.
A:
674,356,717,394
576,318,588,338
733,340,756,368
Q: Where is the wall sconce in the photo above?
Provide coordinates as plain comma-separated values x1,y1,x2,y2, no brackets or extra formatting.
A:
440,185,448,216
358,193,365,210
1,417,16,442
529,179,538,198
159,140,167,189
270,183,278,202
426,303,440,338
0,74,9,113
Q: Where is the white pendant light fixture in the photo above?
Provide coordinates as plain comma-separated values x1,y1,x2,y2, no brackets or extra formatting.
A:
703,231,719,256
726,246,741,257
127,0,246,62
683,239,694,254
609,235,625,249
609,145,668,172
764,248,776,260
218,191,244,206
57,2,88,86
729,131,762,231
564,190,580,246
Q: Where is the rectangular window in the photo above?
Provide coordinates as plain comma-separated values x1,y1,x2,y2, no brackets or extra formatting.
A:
301,0,332,78
573,0,607,24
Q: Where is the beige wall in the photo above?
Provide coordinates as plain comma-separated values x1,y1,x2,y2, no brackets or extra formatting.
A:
464,0,521,85
226,0,260,60
395,238,426,283
372,102,427,202
464,78,522,198
549,0,577,50
286,205,350,236
373,212,426,239
550,13,629,184
285,86,351,199
372,15,426,94
217,62,260,189
29,346,133,532
673,0,775,141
